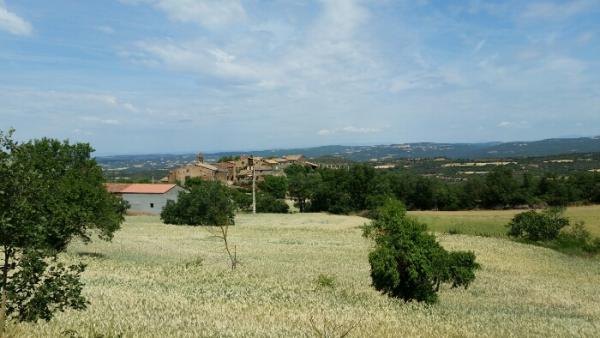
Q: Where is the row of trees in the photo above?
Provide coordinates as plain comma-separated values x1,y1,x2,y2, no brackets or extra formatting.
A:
280,164,600,213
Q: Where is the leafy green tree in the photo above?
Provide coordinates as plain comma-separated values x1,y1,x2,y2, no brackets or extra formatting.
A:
507,207,569,241
258,176,288,199
459,176,486,209
347,164,377,210
256,193,289,213
537,174,575,206
0,130,126,328
231,188,253,212
483,167,519,208
161,181,238,269
309,168,352,214
286,165,320,212
363,199,479,303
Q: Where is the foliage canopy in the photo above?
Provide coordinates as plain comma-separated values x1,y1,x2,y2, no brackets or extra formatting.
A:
0,129,126,325
363,199,479,303
507,208,569,241
161,180,235,227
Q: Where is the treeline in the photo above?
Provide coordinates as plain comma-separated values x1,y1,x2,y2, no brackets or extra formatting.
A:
279,164,600,213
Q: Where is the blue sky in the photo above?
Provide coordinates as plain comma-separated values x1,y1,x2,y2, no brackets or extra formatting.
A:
1,0,599,155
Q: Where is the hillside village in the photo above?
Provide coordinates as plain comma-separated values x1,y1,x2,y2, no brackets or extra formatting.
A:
164,153,319,186
103,153,319,215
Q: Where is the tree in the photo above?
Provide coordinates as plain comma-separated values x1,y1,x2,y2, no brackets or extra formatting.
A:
347,164,377,210
256,192,289,213
286,165,320,212
0,130,126,329
258,176,288,199
363,199,479,303
507,207,569,241
483,167,519,208
161,181,238,269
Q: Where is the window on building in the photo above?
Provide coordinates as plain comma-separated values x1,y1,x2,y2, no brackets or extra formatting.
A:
150,203,154,208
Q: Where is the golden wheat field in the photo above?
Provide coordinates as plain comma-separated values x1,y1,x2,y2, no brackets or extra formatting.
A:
9,211,600,337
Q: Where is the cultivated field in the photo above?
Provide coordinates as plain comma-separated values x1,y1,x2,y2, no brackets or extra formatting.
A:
10,212,600,337
410,205,600,238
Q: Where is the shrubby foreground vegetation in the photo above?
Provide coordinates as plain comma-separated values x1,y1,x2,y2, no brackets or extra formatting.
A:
364,200,478,303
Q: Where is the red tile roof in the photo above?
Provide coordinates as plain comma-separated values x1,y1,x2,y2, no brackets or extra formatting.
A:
105,183,178,194
105,183,130,193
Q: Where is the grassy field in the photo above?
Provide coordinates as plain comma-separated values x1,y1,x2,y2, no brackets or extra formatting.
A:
10,212,600,337
410,205,600,238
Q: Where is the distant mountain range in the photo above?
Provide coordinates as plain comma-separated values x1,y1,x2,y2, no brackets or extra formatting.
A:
97,136,600,164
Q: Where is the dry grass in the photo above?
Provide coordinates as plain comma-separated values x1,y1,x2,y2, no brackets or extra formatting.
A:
12,213,600,337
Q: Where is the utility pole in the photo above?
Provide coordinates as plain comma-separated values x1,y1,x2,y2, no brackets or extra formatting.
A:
251,156,256,214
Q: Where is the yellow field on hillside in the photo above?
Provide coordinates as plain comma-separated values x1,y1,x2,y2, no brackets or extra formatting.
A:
410,205,600,238
10,213,600,337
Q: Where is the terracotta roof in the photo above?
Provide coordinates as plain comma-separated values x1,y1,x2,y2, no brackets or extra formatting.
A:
264,159,279,165
105,183,130,193
105,183,178,194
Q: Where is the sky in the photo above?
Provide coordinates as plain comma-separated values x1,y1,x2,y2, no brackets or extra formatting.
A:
1,0,600,155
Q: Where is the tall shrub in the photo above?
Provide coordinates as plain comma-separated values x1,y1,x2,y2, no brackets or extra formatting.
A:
507,208,569,241
363,199,479,303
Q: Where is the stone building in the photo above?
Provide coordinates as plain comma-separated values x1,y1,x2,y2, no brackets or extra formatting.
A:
167,154,230,185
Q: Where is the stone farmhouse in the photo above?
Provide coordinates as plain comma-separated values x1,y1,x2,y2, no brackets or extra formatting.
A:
165,153,318,186
105,183,185,215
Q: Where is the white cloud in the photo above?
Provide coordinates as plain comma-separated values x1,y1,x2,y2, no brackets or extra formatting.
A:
497,121,529,129
96,25,115,34
474,39,486,53
128,0,381,91
135,41,263,82
0,1,32,36
121,0,245,28
342,126,380,134
577,31,594,44
81,117,121,125
317,126,380,136
522,0,595,20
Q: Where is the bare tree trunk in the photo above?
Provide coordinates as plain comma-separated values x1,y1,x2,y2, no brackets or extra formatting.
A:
252,164,256,214
219,226,237,270
0,246,10,333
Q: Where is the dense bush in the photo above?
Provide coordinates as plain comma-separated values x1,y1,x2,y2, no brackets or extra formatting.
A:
256,192,289,213
258,176,288,199
231,188,253,211
363,199,479,303
507,208,569,241
161,181,235,226
556,223,600,255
